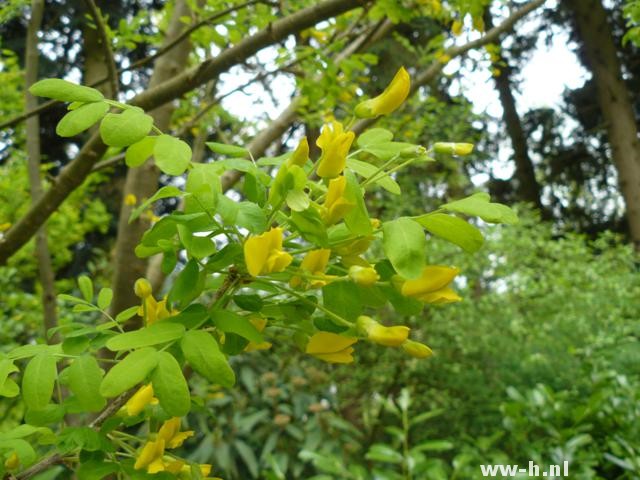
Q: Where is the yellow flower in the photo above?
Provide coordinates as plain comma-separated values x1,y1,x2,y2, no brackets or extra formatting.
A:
245,316,272,351
137,295,177,326
321,176,354,225
124,193,137,206
4,452,19,470
306,332,357,364
400,265,461,304
158,417,194,449
354,67,411,118
357,316,409,347
316,122,355,178
124,384,157,416
401,339,433,359
291,248,335,289
287,137,309,167
433,142,474,156
244,227,293,277
134,439,165,471
348,265,379,286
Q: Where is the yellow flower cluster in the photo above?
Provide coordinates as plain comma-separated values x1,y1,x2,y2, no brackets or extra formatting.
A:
133,418,215,477
316,122,355,179
134,278,178,325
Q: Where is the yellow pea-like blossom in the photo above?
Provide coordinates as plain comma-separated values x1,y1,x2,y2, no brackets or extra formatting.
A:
306,332,357,364
287,137,310,167
357,316,410,347
244,227,293,277
123,383,157,416
291,248,335,289
400,265,461,304
354,67,411,118
316,122,355,178
158,417,195,449
451,19,463,36
134,439,165,472
321,176,354,225
401,339,433,359
348,265,380,286
137,294,176,326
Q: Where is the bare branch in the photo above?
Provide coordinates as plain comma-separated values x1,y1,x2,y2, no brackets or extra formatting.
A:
83,0,119,97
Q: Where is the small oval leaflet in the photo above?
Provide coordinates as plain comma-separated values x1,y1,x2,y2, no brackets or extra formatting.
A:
151,352,191,417
105,322,185,351
99,348,158,398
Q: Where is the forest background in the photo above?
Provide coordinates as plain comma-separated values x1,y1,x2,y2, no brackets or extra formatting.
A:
1,0,640,478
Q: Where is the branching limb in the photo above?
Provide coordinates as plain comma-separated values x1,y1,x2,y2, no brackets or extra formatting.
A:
83,0,119,97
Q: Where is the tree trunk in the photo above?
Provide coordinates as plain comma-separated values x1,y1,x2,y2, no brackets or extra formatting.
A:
25,0,58,342
484,11,545,214
109,0,194,318
566,0,640,247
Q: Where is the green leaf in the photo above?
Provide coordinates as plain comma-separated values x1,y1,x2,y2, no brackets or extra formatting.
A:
415,213,484,253
362,141,415,161
236,201,267,234
184,164,221,214
442,192,519,224
78,275,93,302
322,282,363,321
99,348,158,398
129,185,183,222
177,225,216,260
97,287,113,310
151,352,191,417
206,141,249,157
0,439,36,467
347,158,400,195
180,330,235,388
100,109,154,147
0,378,20,398
115,306,140,323
105,322,185,351
77,460,120,480
411,440,454,453
125,136,156,167
365,444,404,463
290,208,328,246
285,189,310,212
56,101,109,137
154,134,192,176
168,259,201,308
22,353,58,411
0,358,16,392
356,128,393,147
235,439,259,478
66,356,106,412
382,217,425,279
29,78,104,103
344,171,373,236
211,311,263,343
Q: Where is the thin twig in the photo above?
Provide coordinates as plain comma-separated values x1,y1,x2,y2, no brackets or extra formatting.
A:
83,0,119,97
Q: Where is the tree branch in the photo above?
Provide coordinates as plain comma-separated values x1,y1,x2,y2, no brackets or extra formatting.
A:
83,0,118,97
0,0,368,265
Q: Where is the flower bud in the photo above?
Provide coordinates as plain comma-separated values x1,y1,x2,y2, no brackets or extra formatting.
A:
401,340,433,359
356,315,409,347
4,452,19,470
134,278,152,298
433,142,474,156
349,265,380,286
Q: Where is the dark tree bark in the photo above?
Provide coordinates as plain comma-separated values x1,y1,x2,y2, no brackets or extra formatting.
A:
566,0,640,248
25,0,58,341
484,10,545,214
